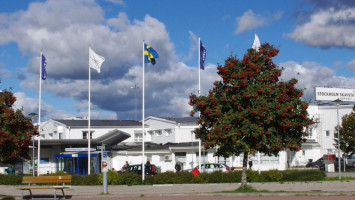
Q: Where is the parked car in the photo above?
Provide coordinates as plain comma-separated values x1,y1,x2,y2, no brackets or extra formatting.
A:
306,157,325,170
193,163,230,173
122,164,157,175
306,157,346,171
346,154,355,168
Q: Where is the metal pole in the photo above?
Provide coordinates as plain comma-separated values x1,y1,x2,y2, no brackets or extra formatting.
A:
29,113,38,176
334,99,341,181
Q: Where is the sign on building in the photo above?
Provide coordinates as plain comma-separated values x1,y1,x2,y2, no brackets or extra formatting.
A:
315,87,355,102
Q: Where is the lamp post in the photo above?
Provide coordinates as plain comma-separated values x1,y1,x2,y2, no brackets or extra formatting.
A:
29,112,38,177
333,99,342,181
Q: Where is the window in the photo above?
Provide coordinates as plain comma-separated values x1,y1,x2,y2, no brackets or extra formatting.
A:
307,128,312,137
155,130,162,137
326,130,330,137
164,129,172,136
134,133,142,142
82,131,94,139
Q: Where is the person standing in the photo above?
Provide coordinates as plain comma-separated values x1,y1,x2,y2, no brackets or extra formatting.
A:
175,161,181,172
248,155,253,170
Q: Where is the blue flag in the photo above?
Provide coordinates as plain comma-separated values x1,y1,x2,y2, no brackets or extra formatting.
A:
200,40,206,70
42,54,47,80
144,43,159,65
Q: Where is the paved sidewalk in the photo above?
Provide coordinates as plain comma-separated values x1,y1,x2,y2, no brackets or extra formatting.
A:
1,180,354,199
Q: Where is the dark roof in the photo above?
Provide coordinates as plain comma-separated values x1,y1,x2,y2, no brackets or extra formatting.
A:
36,129,130,146
112,142,200,151
54,119,141,127
160,117,198,125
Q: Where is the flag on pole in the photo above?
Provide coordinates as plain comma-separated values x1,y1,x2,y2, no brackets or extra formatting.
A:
200,40,206,70
144,43,159,65
252,33,261,52
89,47,105,73
41,54,47,80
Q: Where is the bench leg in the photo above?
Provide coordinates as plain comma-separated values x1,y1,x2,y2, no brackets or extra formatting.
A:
60,188,65,199
21,189,32,200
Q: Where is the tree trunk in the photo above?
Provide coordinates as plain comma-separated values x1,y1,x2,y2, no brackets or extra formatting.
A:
240,152,248,188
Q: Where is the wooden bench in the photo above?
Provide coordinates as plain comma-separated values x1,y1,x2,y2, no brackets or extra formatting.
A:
17,176,71,200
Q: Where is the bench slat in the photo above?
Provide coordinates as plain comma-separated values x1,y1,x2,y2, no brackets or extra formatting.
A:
22,176,71,184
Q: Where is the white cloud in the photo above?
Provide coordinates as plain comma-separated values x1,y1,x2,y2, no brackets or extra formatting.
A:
234,10,265,34
280,61,355,102
103,0,124,5
346,58,355,71
288,7,355,48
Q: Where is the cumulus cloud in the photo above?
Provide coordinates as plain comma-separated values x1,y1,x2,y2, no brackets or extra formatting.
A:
288,1,355,48
234,10,282,35
234,10,265,34
13,92,73,120
0,0,219,120
280,61,355,102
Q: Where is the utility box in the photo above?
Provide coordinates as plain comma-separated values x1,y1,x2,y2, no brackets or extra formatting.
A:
323,154,335,172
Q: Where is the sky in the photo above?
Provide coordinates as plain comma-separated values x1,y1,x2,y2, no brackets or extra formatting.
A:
0,0,354,122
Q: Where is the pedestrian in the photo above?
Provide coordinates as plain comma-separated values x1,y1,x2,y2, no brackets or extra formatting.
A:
175,161,181,172
248,155,253,170
5,164,15,175
145,159,151,174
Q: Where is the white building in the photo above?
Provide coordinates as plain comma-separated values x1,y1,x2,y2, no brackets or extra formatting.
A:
25,104,353,175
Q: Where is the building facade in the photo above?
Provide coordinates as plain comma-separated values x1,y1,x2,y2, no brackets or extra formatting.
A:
22,104,353,175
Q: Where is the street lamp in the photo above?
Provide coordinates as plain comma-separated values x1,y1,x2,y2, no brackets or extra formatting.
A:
333,99,342,181
29,112,38,177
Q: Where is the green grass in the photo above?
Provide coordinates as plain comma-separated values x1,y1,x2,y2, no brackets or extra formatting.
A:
220,185,270,193
323,176,355,181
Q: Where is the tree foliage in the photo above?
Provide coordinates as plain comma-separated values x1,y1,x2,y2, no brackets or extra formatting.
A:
0,81,38,164
336,105,355,155
189,43,314,187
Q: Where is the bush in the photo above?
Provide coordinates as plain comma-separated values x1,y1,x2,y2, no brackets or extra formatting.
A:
282,170,326,181
262,170,283,182
72,174,99,185
153,171,194,184
0,170,327,185
118,172,141,185
0,174,22,185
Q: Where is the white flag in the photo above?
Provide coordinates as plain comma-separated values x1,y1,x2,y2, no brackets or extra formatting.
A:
252,33,261,52
89,47,105,73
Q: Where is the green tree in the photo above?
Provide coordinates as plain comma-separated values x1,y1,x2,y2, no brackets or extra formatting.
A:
0,81,38,164
189,43,314,188
335,105,355,156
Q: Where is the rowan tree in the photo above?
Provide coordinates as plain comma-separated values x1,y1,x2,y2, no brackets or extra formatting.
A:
0,81,38,164
189,43,314,188
335,105,355,156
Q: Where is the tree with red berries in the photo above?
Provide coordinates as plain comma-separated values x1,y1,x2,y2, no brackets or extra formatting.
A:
189,43,314,188
0,80,38,164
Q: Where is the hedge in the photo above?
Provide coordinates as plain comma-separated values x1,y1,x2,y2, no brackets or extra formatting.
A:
0,170,326,185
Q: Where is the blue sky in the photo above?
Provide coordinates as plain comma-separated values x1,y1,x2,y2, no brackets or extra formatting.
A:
0,0,354,122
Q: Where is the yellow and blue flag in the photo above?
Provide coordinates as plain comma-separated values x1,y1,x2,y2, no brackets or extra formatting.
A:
144,43,159,65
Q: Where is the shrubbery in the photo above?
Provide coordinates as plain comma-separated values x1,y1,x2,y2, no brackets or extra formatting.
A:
0,170,327,185
0,174,22,185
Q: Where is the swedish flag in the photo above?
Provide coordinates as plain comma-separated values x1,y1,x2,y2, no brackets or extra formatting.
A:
144,43,159,65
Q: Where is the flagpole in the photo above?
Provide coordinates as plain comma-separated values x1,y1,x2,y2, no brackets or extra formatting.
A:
142,41,145,181
37,50,43,176
88,46,91,175
198,37,201,171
